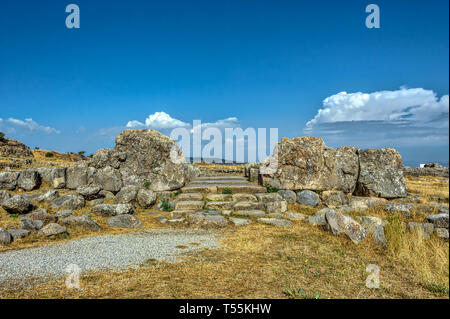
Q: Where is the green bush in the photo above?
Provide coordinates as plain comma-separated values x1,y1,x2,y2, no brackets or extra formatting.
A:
78,151,86,156
0,132,5,140
143,181,151,189
265,184,279,193
160,199,173,212
222,188,233,194
45,152,54,158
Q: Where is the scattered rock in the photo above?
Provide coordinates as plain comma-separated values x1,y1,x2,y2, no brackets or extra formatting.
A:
434,228,449,241
325,210,367,244
34,190,59,203
20,217,43,231
107,214,143,229
358,216,387,247
0,171,20,190
265,200,288,214
0,228,13,245
320,190,348,208
277,190,297,204
88,198,104,206
257,218,292,227
114,185,138,204
229,217,252,227
28,209,55,224
51,167,66,189
99,190,115,199
385,202,413,217
76,185,102,200
91,203,135,216
0,190,11,205
60,215,100,230
136,188,157,208
8,229,30,239
156,216,168,224
37,223,67,237
427,213,449,229
408,222,434,239
285,211,306,221
307,208,331,226
50,194,85,210
297,190,320,207
2,195,33,214
54,210,74,219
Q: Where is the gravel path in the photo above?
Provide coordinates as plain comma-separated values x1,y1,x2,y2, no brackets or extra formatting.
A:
0,229,220,287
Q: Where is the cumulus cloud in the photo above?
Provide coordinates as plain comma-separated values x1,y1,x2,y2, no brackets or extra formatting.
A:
305,88,449,130
0,117,60,134
304,88,449,149
126,111,241,133
126,111,189,129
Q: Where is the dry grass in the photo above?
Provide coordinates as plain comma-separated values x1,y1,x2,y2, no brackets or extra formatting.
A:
0,174,448,299
405,175,449,203
1,221,447,299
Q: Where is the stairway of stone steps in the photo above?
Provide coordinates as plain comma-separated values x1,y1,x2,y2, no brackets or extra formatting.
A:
167,175,300,227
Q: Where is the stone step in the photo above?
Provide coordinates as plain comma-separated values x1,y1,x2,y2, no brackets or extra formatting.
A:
189,179,248,185
192,176,247,181
174,200,205,211
233,201,263,210
182,184,266,194
205,201,234,210
176,193,204,201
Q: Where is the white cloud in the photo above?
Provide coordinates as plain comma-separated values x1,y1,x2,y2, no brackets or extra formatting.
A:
303,87,449,150
126,111,189,130
0,118,60,134
305,88,449,130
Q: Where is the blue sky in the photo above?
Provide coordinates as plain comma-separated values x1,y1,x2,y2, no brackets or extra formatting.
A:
0,0,448,166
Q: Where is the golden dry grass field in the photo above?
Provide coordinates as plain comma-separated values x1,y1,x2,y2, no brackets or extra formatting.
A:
0,175,448,299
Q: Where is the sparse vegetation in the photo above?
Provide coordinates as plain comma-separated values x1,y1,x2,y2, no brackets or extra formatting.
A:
159,199,173,212
44,152,54,158
0,132,5,140
222,188,233,194
78,151,86,156
143,181,151,189
265,184,279,193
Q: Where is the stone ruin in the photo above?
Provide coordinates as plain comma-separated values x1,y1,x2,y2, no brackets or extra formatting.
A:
0,129,448,245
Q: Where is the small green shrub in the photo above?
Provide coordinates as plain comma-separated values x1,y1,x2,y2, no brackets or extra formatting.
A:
45,152,54,158
222,188,233,194
160,199,173,212
0,132,5,140
78,151,86,156
143,181,151,189
9,213,19,219
265,184,279,193
284,288,321,299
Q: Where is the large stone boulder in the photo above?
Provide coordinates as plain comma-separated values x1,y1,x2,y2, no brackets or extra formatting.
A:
354,149,406,199
325,210,367,244
50,194,85,210
91,203,135,216
17,169,41,191
0,137,33,157
113,129,187,191
297,190,320,207
260,137,359,193
107,215,143,229
0,171,20,190
59,215,100,231
66,163,89,189
2,195,33,214
0,228,13,245
37,223,67,237
260,137,406,199
93,166,122,193
0,190,11,205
